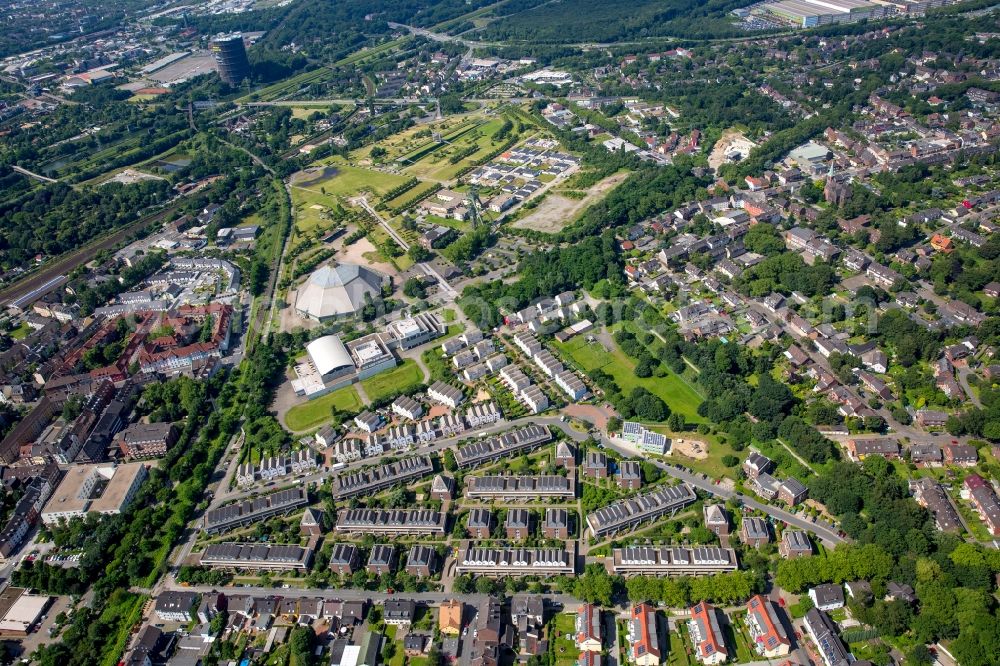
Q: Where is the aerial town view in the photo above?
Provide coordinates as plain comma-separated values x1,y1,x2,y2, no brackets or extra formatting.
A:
2,0,1000,665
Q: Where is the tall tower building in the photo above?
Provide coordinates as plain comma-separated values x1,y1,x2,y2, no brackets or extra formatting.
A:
210,33,251,86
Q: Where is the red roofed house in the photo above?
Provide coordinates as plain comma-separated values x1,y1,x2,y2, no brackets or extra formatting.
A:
629,603,661,666
688,602,728,665
745,595,791,659
575,603,602,652
963,474,1000,536
931,234,954,253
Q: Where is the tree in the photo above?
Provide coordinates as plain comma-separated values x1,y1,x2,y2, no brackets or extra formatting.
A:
403,278,426,299
442,449,458,472
667,413,686,432
572,565,618,606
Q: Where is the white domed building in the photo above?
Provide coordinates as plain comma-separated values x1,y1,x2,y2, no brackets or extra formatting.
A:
294,263,389,321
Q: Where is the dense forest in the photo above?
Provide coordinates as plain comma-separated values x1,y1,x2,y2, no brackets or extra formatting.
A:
0,180,171,270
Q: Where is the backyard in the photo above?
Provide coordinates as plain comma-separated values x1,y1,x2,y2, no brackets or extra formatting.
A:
550,612,578,666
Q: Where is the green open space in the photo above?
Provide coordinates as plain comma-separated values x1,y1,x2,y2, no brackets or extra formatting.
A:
361,358,424,402
297,164,413,199
284,385,363,432
553,333,705,423
551,612,578,666
8,322,31,340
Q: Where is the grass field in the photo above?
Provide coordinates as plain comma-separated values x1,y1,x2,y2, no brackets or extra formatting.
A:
298,164,412,199
551,613,578,666
8,322,30,340
553,333,705,423
361,359,424,402
284,385,363,432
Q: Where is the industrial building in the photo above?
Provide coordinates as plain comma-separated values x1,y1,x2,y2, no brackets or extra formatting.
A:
757,0,894,28
210,33,251,85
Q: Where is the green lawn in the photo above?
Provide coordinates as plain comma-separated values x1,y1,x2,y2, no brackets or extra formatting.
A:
297,164,412,199
666,629,696,666
284,385,363,432
551,613,578,666
361,359,424,402
8,322,30,340
553,334,705,423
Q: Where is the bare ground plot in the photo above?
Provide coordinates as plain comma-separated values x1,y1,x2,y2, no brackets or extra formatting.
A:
512,172,629,233
708,129,757,171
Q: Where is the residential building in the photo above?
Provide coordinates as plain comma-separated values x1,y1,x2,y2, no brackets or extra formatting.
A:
472,474,573,500
385,600,417,626
199,542,313,570
332,456,434,499
117,422,178,460
543,508,570,539
963,474,1000,536
367,544,398,575
405,545,438,577
688,602,728,665
575,603,602,652
803,609,851,666
745,595,791,659
203,488,309,534
809,584,845,612
943,443,978,466
505,508,532,540
467,508,494,538
778,478,808,506
454,542,574,577
439,600,463,635
629,603,661,666
617,461,642,490
611,546,738,577
587,485,697,538
740,517,770,547
910,478,961,532
154,591,199,622
583,451,607,479
703,504,729,539
454,425,551,469
335,508,447,536
779,530,812,558
328,543,361,575
428,381,465,409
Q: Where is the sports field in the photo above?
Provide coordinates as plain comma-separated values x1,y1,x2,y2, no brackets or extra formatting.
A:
284,385,363,432
553,334,705,423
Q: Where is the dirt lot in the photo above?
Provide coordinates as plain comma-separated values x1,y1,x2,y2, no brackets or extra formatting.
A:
708,129,758,171
513,172,629,233
672,438,709,459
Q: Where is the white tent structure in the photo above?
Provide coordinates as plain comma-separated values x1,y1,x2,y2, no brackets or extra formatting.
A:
306,335,354,379
295,263,387,321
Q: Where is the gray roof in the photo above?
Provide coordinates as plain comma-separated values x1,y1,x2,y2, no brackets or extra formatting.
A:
295,263,386,319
